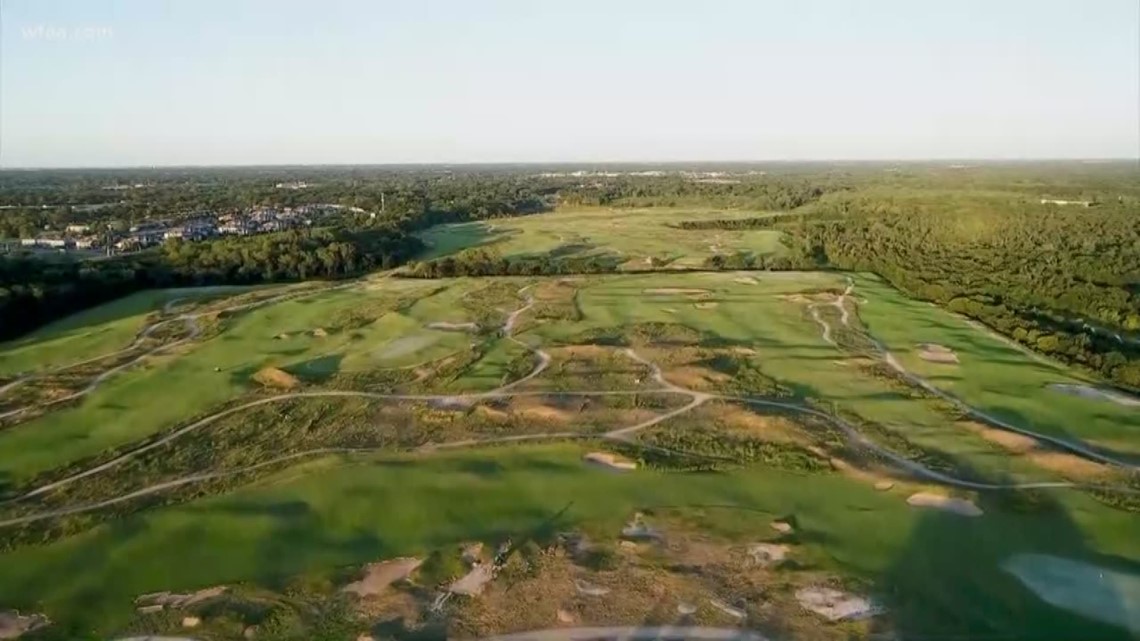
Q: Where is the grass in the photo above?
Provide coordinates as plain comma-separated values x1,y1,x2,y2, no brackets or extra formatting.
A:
416,207,788,268
0,280,471,481
5,269,1140,639
1,443,1136,639
853,275,1140,447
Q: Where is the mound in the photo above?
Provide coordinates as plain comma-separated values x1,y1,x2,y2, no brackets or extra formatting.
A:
584,451,637,471
1049,383,1140,407
252,367,300,389
917,343,959,364
906,492,983,517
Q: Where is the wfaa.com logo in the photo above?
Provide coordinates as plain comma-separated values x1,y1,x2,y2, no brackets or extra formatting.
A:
20,24,115,42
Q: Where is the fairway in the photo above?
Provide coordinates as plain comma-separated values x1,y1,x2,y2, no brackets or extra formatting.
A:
417,207,789,268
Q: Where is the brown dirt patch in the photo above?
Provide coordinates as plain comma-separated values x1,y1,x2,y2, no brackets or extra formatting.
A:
962,421,1037,453
709,404,805,444
343,558,423,597
252,366,300,389
510,398,573,423
663,366,730,391
474,405,511,423
1027,451,1110,479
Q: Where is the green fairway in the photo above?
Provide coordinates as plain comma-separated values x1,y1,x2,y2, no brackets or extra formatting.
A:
1,443,1135,639
416,207,788,268
853,275,1140,448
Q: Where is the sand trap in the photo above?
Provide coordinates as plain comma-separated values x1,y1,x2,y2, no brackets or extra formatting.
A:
252,366,300,389
1049,383,1140,407
427,321,478,332
574,579,611,597
312,327,328,337
342,558,422,597
584,452,637,471
906,492,983,517
707,598,746,619
694,302,719,310
557,609,576,624
770,521,793,535
677,602,698,616
663,308,678,314
916,343,959,364
430,397,473,410
1003,554,1140,633
376,334,440,360
182,616,201,628
874,481,894,491
796,587,882,621
0,611,49,639
644,288,711,295
274,333,290,340
748,543,789,567
135,586,227,609
450,563,495,596
733,277,759,285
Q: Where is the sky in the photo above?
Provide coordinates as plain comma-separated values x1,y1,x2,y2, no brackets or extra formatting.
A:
1,0,1138,167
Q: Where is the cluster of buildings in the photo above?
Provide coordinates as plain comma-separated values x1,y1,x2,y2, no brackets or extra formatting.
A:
17,204,354,254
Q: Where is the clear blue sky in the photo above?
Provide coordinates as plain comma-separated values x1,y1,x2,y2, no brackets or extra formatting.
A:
2,0,1138,167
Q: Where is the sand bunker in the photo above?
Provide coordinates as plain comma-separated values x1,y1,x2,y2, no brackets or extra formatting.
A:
733,276,759,285
135,586,227,610
796,587,882,621
874,481,894,491
707,598,746,619
1003,554,1140,633
376,334,440,360
770,520,793,535
644,288,711,296
694,302,719,310
584,451,637,471
427,321,478,332
0,611,50,639
906,492,983,517
252,366,300,389
574,579,611,597
1049,383,1140,407
343,558,423,597
677,602,698,616
450,563,495,596
748,543,789,567
916,343,959,364
311,327,329,337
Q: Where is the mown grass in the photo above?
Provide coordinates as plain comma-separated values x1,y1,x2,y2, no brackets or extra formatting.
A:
853,275,1140,448
2,443,1138,640
415,207,788,268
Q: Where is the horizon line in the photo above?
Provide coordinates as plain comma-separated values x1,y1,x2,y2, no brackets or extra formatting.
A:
3,157,1139,171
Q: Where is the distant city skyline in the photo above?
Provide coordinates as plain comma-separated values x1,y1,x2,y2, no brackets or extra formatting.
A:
2,0,1138,168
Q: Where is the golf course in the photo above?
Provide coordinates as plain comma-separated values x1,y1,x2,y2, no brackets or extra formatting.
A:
1,207,1138,641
